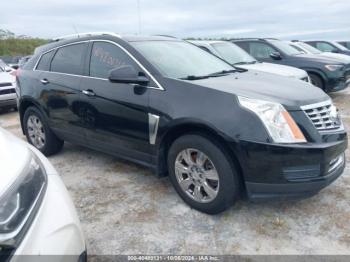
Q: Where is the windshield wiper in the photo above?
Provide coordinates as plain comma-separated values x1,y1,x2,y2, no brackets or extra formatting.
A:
180,69,236,81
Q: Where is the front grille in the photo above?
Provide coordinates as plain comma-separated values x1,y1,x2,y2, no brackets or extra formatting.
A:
0,88,15,95
0,83,12,87
301,100,342,131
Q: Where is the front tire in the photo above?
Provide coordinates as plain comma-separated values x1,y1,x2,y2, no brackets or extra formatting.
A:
23,106,64,156
167,134,240,214
309,73,324,90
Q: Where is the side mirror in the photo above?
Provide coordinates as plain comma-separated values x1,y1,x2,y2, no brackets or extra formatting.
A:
270,52,282,60
332,49,339,53
108,66,149,85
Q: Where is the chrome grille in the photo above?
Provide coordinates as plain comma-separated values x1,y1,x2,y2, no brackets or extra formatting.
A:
301,100,342,131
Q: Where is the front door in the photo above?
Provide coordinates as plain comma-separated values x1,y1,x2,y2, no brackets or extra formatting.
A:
79,41,151,163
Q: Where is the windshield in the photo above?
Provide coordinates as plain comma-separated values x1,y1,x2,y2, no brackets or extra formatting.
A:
297,42,322,54
268,40,304,56
331,41,349,51
211,42,257,65
131,41,234,79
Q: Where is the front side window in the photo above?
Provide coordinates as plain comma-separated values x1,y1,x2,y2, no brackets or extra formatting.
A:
267,40,303,56
316,42,337,52
131,41,233,79
249,42,277,59
297,42,322,54
89,42,137,79
211,42,256,64
36,50,55,71
51,43,86,75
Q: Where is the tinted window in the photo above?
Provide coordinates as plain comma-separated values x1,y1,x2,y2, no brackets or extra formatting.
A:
249,42,277,59
89,42,137,79
51,43,86,75
316,42,337,52
36,50,55,71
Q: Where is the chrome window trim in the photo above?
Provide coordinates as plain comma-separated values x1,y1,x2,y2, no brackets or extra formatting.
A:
33,39,165,91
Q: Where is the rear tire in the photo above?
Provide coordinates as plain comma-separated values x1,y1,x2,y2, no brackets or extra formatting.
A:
167,134,240,214
309,73,324,90
23,106,64,156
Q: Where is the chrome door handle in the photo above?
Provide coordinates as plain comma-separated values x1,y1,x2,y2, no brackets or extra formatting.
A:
82,89,96,97
40,78,49,84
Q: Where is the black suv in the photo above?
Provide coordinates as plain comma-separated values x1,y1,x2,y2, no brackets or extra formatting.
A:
17,33,347,214
305,40,350,56
232,38,350,92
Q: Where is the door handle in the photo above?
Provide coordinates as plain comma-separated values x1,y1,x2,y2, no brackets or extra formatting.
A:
82,89,96,97
40,78,50,84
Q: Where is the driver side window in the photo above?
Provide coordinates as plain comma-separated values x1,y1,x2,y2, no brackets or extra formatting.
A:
89,42,138,79
249,42,277,60
316,42,337,52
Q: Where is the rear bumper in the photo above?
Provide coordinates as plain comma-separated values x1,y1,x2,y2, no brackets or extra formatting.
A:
231,137,348,200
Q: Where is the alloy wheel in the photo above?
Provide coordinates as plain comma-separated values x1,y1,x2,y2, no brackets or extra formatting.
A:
174,148,219,203
27,115,46,149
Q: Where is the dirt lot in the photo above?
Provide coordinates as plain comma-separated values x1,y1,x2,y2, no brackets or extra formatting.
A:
1,89,350,255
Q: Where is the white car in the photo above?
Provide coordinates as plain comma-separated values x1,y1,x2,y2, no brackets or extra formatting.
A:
0,66,17,110
289,41,350,63
190,40,311,82
0,128,86,261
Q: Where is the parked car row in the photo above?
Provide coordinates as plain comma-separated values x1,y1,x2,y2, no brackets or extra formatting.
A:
232,38,350,92
0,64,17,111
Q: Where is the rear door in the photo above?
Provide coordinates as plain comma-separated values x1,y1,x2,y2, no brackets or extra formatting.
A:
79,40,152,163
38,42,88,144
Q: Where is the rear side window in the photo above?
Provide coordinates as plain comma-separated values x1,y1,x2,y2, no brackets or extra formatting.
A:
51,43,86,75
249,42,276,59
89,42,137,79
36,50,55,71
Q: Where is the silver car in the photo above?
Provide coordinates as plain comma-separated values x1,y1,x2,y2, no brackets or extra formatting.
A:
0,66,17,110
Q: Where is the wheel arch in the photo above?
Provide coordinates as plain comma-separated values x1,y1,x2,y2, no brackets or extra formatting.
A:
19,97,47,135
156,121,245,192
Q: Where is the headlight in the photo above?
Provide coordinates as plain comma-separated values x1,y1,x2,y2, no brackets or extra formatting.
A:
238,96,306,143
0,152,46,246
325,64,343,71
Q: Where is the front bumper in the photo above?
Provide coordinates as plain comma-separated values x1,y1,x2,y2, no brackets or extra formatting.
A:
326,71,350,92
233,137,348,200
7,147,85,261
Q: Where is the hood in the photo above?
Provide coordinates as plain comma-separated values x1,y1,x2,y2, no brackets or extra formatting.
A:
0,71,15,84
0,128,31,196
239,62,307,79
321,52,350,63
182,70,329,110
290,53,347,64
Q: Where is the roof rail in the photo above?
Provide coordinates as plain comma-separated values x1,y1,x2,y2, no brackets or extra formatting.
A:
52,32,121,41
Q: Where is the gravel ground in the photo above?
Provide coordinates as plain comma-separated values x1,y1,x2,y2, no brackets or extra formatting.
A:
0,89,349,255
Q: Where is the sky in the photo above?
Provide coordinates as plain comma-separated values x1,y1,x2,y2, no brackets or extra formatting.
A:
1,0,350,40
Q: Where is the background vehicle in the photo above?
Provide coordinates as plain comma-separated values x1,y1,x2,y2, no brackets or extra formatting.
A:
232,38,350,92
338,41,350,49
289,41,350,62
305,40,350,56
0,59,13,72
17,33,347,214
18,55,32,68
0,127,86,261
0,56,22,70
0,66,17,111
190,40,310,82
